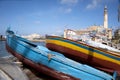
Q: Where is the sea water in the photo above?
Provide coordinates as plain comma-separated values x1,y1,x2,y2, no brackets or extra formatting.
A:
0,41,11,58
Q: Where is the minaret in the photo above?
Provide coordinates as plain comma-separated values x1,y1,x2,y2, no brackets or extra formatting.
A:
103,5,108,28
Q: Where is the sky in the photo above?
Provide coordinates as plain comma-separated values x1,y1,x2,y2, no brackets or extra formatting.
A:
0,0,120,36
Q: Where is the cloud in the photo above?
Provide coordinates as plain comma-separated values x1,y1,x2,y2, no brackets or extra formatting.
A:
59,0,79,13
60,0,78,5
86,0,101,10
59,7,72,13
65,8,72,13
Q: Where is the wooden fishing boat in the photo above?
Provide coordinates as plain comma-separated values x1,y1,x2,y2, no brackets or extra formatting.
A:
46,36,120,75
5,29,115,80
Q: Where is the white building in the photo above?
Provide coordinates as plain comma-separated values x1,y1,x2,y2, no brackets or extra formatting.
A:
22,33,41,40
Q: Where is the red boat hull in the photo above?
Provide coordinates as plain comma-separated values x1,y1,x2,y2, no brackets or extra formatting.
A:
46,43,120,75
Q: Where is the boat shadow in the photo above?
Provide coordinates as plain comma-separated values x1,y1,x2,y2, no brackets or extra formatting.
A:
23,64,57,80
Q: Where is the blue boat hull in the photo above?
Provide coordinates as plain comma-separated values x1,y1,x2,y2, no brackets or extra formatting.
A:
6,44,79,80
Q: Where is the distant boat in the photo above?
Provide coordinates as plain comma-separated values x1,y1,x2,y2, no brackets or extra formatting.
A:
46,36,120,76
5,29,115,80
0,35,6,41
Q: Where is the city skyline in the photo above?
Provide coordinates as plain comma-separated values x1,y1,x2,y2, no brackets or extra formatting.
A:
0,0,119,36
